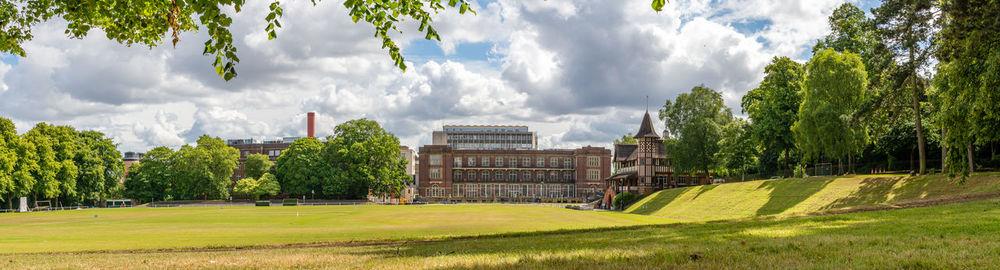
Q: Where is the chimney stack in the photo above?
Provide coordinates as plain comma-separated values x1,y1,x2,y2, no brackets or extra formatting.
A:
307,112,316,138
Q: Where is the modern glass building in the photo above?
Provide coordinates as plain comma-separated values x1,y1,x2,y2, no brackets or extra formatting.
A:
431,125,537,150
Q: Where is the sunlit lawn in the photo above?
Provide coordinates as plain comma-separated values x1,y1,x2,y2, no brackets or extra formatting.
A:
5,197,1000,269
0,204,670,253
627,172,1000,221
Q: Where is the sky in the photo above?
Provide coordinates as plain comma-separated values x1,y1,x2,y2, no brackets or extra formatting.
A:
0,0,878,153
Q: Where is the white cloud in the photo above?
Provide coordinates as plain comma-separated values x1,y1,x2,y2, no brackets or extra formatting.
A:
0,0,849,152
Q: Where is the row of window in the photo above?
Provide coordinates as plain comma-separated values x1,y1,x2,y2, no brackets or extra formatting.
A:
241,150,283,158
424,184,605,198
428,155,601,168
453,171,575,182
428,168,602,181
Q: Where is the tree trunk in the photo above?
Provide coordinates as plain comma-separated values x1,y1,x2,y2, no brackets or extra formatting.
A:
838,159,843,175
910,47,928,175
942,127,947,173
848,152,854,175
783,151,790,178
968,143,975,174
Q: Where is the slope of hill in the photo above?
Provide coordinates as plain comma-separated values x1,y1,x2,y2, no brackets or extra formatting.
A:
625,172,1000,222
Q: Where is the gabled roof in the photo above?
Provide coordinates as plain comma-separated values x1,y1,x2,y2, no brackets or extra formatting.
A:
634,111,660,139
614,144,638,162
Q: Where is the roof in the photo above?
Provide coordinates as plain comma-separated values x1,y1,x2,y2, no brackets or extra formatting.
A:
634,111,660,138
614,144,637,162
608,172,636,180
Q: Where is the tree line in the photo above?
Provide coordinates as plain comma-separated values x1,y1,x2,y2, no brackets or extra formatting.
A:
0,118,125,209
125,118,410,203
639,1,999,179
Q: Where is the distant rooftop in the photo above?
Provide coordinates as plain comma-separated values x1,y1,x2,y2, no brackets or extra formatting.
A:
442,125,530,133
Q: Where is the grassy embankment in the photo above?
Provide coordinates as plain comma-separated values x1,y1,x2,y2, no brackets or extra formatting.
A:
627,172,1000,221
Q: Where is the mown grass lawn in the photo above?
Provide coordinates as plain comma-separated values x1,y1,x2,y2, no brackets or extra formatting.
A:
0,204,670,253
5,197,1000,269
627,172,1000,221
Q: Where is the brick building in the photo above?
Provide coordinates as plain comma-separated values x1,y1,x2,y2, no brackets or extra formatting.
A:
121,151,144,183
601,110,707,208
417,144,611,202
227,112,315,182
227,137,297,181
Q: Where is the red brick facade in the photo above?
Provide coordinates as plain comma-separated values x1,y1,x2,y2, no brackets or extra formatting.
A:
417,145,611,201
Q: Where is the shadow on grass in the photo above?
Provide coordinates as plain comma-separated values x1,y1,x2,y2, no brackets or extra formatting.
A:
627,189,686,215
754,178,834,216
824,177,902,209
692,184,719,200
345,198,1000,270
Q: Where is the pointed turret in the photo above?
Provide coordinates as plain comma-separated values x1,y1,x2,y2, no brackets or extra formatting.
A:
634,111,660,139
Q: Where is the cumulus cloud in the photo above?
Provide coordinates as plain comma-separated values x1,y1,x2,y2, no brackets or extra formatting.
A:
134,111,187,148
0,0,856,152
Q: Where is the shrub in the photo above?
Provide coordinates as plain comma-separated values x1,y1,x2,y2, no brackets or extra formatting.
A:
612,192,638,210
793,163,809,178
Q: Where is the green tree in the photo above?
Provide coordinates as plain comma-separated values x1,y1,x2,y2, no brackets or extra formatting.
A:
275,137,325,195
234,172,280,200
741,56,805,177
614,133,638,145
659,85,733,177
935,0,1000,177
73,131,125,205
0,0,476,81
0,118,18,207
717,118,758,180
124,147,175,203
322,119,409,199
872,0,940,174
812,3,874,56
172,135,238,200
243,153,273,180
23,123,81,205
793,49,869,174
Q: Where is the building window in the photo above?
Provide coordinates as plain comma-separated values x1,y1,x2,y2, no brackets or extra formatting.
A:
587,169,600,180
522,157,530,167
430,155,442,166
536,158,544,167
469,171,477,181
550,172,557,180
564,172,573,180
454,171,463,181
468,157,476,167
535,172,544,181
522,172,530,181
496,172,503,181
509,158,517,168
564,158,572,168
454,157,462,167
482,171,490,181
496,157,504,167
482,157,490,167
587,157,600,167
430,168,442,179
509,172,517,181
550,157,558,167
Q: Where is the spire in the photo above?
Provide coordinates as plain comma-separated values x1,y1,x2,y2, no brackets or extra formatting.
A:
634,111,660,139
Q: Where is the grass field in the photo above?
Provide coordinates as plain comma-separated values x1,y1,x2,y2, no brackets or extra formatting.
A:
2,173,998,269
4,196,999,269
0,204,669,253
626,172,1000,221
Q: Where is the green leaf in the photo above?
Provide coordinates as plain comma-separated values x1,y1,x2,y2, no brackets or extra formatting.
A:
652,0,666,12
268,31,277,40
